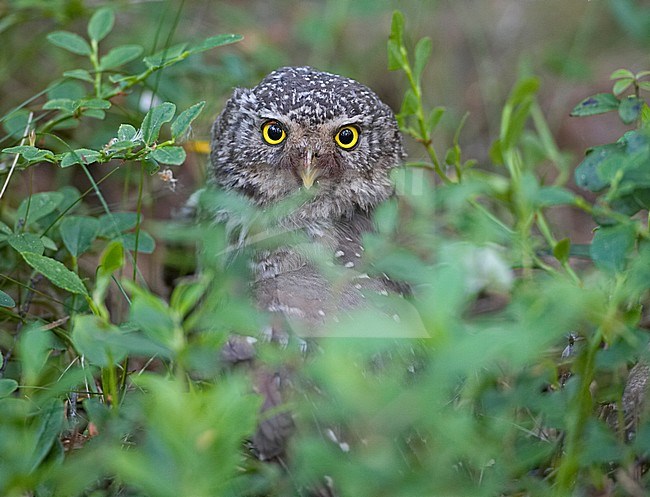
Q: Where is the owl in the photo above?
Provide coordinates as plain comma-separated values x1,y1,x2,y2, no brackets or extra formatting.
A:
207,66,405,463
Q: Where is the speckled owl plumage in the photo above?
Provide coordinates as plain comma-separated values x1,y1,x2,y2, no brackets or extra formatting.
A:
207,66,405,465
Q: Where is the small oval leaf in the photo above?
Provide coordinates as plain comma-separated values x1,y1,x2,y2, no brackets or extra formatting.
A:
87,7,114,43
47,31,91,56
570,93,620,117
141,102,176,145
150,146,186,165
59,216,100,257
0,290,15,308
8,232,45,255
99,44,143,70
21,252,89,296
171,101,205,139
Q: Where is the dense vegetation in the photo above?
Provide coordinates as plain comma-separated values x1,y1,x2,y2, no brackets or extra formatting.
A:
1,2,650,496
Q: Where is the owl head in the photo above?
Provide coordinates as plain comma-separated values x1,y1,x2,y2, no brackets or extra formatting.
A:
209,66,405,221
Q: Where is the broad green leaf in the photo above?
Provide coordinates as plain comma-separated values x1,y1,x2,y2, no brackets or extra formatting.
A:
47,31,91,56
533,186,577,207
590,223,636,272
87,7,114,43
43,98,78,113
613,78,633,96
570,93,620,117
83,109,106,120
21,252,89,296
30,398,64,472
98,212,138,237
59,216,100,257
41,236,57,251
2,110,30,139
118,124,138,141
4,145,55,163
413,37,432,83
8,232,45,255
141,102,176,145
610,68,635,80
186,34,243,54
0,290,15,308
150,146,186,165
60,149,101,167
18,323,53,385
574,143,625,192
99,44,143,70
16,192,64,228
618,95,643,124
129,288,180,352
170,275,210,318
553,238,571,264
121,231,155,253
71,314,127,367
98,240,124,277
80,98,111,110
143,43,187,69
0,378,18,397
171,101,205,139
143,157,160,175
63,69,94,83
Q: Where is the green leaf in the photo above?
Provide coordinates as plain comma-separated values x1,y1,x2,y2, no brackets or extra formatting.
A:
47,31,91,56
43,98,78,113
574,143,625,192
413,37,432,82
129,288,180,352
121,231,155,253
613,78,634,96
150,146,186,165
118,124,138,141
4,145,55,163
171,101,205,139
0,290,15,309
143,43,187,69
30,398,64,472
590,224,636,272
71,315,127,367
0,378,18,397
18,322,53,384
59,216,100,257
387,11,406,71
570,93,620,117
610,68,635,80
16,192,64,228
8,232,45,255
63,69,94,83
97,212,138,237
399,89,419,117
639,81,650,92
533,186,577,207
618,95,643,124
553,238,571,264
186,34,243,54
60,148,101,167
21,252,89,296
141,102,176,145
98,241,124,277
99,44,143,70
427,107,446,134
80,98,111,110
87,7,114,43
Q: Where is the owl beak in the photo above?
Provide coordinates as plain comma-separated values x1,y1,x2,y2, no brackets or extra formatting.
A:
300,165,318,189
299,148,320,189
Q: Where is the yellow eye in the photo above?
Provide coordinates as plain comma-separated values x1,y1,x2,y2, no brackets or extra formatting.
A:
335,125,359,150
261,120,286,145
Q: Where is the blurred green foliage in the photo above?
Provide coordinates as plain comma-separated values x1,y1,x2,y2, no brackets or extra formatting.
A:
1,1,650,497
